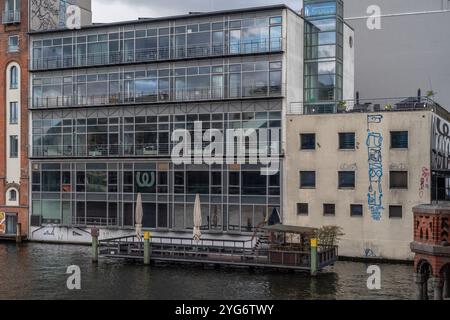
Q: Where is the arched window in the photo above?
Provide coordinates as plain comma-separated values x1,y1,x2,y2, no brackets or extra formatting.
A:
8,189,17,202
10,66,18,89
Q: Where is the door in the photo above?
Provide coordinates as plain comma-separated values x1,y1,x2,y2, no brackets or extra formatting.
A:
6,214,17,235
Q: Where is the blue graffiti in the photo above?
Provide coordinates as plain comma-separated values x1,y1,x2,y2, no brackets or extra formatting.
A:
367,115,384,221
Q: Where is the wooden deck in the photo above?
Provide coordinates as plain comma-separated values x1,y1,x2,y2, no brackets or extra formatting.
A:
98,235,338,273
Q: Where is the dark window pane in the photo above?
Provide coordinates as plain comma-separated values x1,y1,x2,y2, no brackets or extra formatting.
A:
301,133,316,150
323,204,335,216
187,171,209,194
389,206,403,219
300,171,316,188
390,171,408,189
350,204,363,217
339,171,355,188
391,131,408,148
339,132,355,150
297,203,308,215
229,172,240,186
242,172,266,195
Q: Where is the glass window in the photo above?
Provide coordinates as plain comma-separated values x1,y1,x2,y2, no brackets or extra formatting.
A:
9,102,18,124
297,203,308,215
9,135,18,158
8,189,17,202
301,133,316,150
86,171,107,192
350,204,363,217
187,171,209,194
339,171,355,188
390,171,408,189
339,132,355,150
389,206,403,219
300,171,316,188
391,131,408,149
242,172,266,195
8,35,19,52
42,171,60,192
10,66,18,89
323,203,335,216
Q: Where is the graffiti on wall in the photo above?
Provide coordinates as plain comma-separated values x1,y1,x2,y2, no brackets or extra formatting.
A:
31,0,67,31
0,212,5,234
419,167,430,198
432,115,450,170
367,115,384,221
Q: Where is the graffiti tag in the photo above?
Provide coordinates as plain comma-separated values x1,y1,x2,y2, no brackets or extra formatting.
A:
367,115,384,221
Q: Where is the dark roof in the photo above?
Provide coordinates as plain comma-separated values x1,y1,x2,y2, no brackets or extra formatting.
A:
262,224,317,234
29,4,302,35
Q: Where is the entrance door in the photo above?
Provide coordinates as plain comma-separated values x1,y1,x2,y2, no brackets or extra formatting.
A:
6,214,17,235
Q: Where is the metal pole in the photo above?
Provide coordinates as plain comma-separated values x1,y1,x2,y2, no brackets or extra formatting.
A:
144,231,151,265
16,223,22,243
310,238,318,276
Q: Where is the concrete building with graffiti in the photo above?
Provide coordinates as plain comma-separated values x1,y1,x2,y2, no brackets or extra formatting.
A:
26,1,355,244
285,98,449,260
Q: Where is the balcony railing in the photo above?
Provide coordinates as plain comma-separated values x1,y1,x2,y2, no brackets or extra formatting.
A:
30,85,284,109
2,10,20,24
30,38,283,71
31,141,280,159
288,96,441,115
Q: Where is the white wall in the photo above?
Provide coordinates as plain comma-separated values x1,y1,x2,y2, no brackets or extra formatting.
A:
285,111,432,260
343,23,355,102
6,63,21,186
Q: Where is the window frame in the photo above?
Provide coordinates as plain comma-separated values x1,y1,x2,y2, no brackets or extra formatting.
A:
339,132,356,150
389,205,403,219
390,131,408,149
350,204,363,217
300,171,316,189
8,35,19,52
9,135,18,158
390,171,408,189
323,203,336,216
300,133,316,150
338,171,356,189
9,102,18,124
296,203,308,216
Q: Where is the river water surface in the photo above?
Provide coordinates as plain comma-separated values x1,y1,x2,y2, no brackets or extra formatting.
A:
0,242,415,300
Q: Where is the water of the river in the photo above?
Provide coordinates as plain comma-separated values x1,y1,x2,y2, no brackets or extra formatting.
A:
0,242,415,300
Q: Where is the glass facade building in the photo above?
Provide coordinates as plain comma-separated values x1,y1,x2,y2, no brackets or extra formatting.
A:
29,6,288,237
303,0,344,114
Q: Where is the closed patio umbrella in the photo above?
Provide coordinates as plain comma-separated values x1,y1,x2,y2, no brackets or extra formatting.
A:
193,194,202,242
135,193,143,241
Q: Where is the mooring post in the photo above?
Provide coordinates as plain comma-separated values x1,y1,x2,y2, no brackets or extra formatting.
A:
144,231,151,265
16,223,22,243
91,227,99,263
310,238,318,276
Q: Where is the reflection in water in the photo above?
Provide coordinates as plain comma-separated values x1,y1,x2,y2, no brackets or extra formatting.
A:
0,243,414,300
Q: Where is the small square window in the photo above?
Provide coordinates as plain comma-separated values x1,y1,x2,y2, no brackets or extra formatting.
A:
350,204,363,217
300,171,316,188
8,36,19,52
390,171,408,189
297,203,308,215
300,133,316,150
339,132,355,150
339,171,355,188
323,204,335,216
391,131,408,149
389,206,403,219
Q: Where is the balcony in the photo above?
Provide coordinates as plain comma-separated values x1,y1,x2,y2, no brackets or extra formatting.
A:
30,38,284,71
30,85,284,109
2,10,20,24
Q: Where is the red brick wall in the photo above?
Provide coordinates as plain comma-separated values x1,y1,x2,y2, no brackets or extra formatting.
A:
0,0,29,237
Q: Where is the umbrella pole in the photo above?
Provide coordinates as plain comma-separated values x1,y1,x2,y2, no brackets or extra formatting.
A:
144,231,151,265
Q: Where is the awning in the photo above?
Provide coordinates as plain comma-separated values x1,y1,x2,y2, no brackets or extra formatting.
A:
261,224,317,234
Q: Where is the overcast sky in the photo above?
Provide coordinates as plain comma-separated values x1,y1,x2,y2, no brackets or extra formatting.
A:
92,0,302,23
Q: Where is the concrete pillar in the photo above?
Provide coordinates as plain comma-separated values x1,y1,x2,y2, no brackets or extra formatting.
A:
91,227,99,263
432,277,444,300
413,273,427,300
16,223,22,243
310,238,318,276
444,271,450,299
144,231,151,265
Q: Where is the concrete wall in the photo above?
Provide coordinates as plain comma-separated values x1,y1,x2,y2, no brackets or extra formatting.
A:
343,0,450,109
30,0,92,31
285,110,433,260
342,23,354,101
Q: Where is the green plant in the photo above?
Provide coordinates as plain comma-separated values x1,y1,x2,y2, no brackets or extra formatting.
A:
426,90,435,98
316,225,345,247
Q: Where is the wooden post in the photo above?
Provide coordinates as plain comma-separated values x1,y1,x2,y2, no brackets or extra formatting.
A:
16,223,22,243
310,238,318,276
91,227,99,263
144,231,151,265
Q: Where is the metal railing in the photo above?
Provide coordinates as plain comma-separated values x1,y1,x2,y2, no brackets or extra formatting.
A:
31,141,280,158
30,38,284,71
2,10,20,24
30,85,284,109
288,96,441,115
